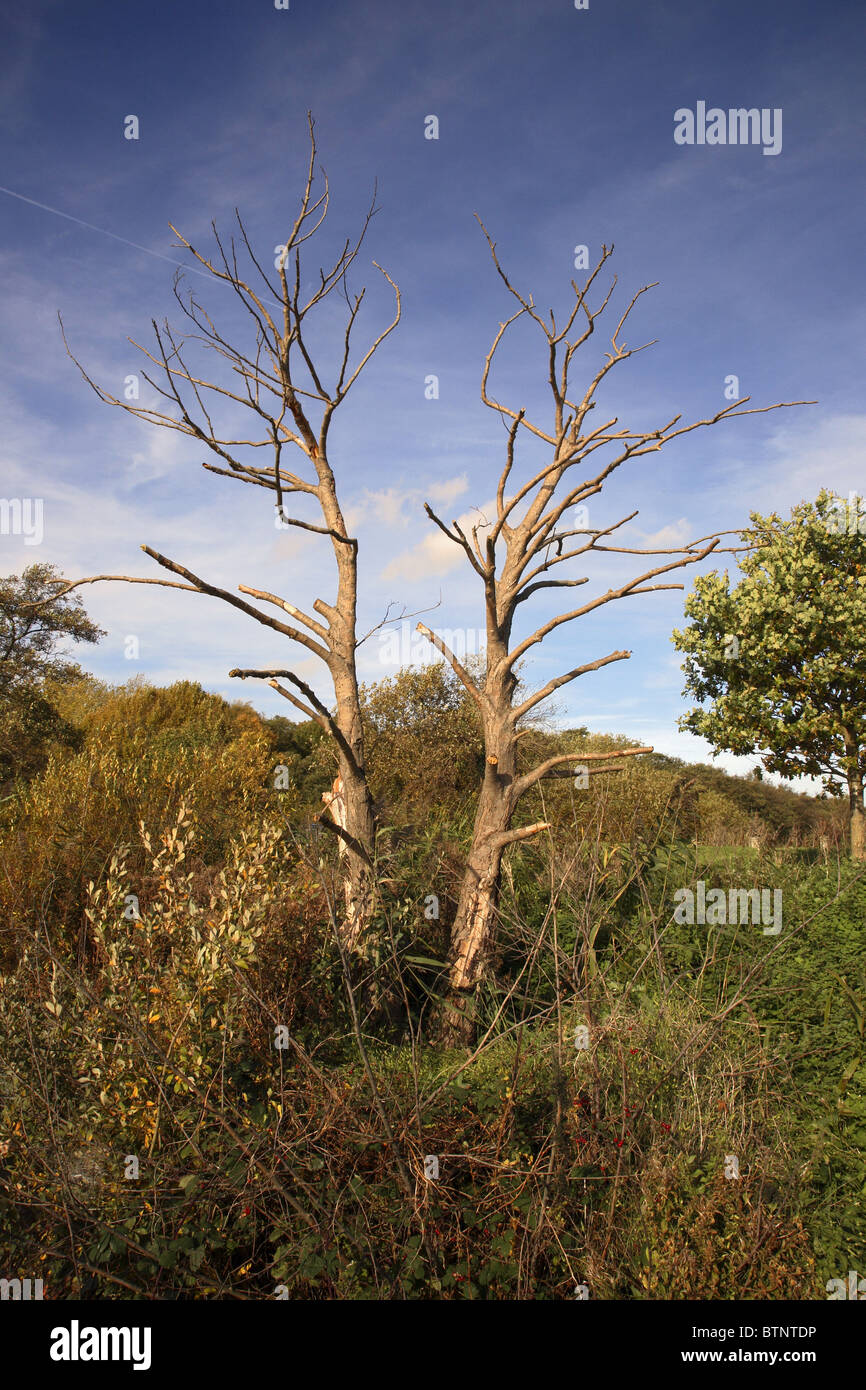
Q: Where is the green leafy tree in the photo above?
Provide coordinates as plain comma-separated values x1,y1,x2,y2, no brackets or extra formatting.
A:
82,678,264,751
673,491,866,858
361,662,483,820
0,564,104,788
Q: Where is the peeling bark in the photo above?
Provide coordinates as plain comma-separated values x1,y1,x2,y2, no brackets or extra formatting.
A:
322,770,376,951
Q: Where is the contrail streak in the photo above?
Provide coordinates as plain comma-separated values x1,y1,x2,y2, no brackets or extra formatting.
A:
0,182,211,277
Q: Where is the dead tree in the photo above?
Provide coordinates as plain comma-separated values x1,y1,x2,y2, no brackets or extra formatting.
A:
54,115,400,949
422,221,812,1040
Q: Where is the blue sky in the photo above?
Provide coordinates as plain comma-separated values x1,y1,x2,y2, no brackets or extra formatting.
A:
2,0,864,780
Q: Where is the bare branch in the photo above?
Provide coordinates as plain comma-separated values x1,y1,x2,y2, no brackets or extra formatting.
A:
313,815,374,866
355,596,442,650
236,585,330,642
513,576,589,607
489,821,551,850
512,649,632,722
266,681,320,723
229,667,361,778
415,623,486,714
514,744,653,798
141,546,330,660
423,503,487,578
21,572,200,608
506,539,720,669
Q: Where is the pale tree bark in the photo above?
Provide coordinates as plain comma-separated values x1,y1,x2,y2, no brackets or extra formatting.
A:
320,774,373,951
50,114,400,949
422,221,813,1042
849,781,865,860
845,756,866,861
829,733,866,862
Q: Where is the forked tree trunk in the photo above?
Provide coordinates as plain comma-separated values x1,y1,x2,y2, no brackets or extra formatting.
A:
420,222,802,1046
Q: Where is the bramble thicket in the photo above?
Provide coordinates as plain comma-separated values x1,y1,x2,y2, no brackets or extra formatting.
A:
1,641,863,1299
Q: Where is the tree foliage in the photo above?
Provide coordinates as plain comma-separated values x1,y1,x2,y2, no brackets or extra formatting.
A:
0,564,104,788
360,663,484,820
673,491,866,852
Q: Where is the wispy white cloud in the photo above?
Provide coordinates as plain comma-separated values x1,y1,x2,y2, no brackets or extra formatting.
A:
381,496,495,582
355,473,468,528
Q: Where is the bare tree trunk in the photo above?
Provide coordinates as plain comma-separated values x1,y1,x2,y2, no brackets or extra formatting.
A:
849,767,866,861
339,776,376,947
322,770,375,950
445,752,513,1041
334,671,377,948
326,557,377,940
